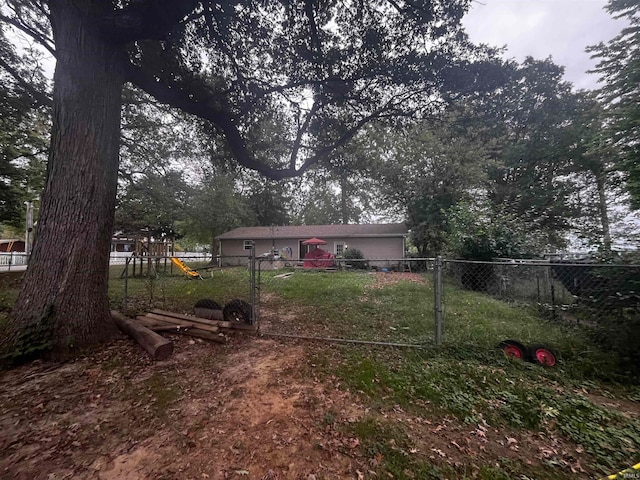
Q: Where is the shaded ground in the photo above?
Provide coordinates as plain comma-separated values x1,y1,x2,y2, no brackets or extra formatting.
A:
0,271,23,290
0,334,602,480
0,336,361,480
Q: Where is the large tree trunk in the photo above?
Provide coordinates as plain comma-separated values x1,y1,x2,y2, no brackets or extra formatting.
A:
2,0,124,362
340,172,349,225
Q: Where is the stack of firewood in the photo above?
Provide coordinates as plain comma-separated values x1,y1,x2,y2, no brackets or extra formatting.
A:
137,309,256,342
111,309,256,360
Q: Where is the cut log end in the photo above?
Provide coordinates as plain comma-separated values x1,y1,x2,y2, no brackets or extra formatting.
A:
111,310,174,360
153,342,174,361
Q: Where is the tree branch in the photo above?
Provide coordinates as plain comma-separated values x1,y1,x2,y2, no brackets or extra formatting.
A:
0,12,55,56
290,101,320,170
125,61,311,179
98,0,200,44
0,55,52,107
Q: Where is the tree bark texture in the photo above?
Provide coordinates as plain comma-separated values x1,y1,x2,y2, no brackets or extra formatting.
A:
3,0,124,362
595,171,612,251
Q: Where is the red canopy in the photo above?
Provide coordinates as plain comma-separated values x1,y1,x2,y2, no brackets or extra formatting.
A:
303,246,334,268
302,237,327,245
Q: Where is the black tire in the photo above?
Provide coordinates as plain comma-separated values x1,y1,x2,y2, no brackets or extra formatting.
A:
194,298,221,310
223,299,252,324
528,344,558,367
497,339,529,361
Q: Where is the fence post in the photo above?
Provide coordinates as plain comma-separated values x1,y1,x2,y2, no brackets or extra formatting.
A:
249,244,256,325
123,256,130,308
434,256,444,346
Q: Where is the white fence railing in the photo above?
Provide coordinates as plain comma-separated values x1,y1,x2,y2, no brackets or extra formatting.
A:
0,252,212,270
108,252,212,265
0,252,30,270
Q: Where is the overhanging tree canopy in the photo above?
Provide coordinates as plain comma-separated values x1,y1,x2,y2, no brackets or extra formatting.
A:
0,0,493,361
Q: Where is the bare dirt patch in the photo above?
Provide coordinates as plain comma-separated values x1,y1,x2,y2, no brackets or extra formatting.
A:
366,272,427,290
0,336,368,479
0,330,597,480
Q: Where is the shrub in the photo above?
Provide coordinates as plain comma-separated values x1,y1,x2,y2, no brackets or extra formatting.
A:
343,248,369,270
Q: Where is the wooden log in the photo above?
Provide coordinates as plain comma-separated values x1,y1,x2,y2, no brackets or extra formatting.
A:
175,328,226,343
150,309,233,328
145,313,220,333
150,324,195,332
133,316,195,332
136,315,226,344
134,315,166,329
111,310,174,360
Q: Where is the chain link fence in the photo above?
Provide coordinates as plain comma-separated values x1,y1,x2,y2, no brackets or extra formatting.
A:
255,256,639,357
442,259,640,323
440,258,640,362
256,257,436,345
115,253,254,319
106,251,639,359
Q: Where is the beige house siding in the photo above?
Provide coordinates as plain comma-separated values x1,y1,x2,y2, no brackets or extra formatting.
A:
219,235,406,268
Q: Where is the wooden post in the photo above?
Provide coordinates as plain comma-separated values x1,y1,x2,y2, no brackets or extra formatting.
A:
111,310,174,360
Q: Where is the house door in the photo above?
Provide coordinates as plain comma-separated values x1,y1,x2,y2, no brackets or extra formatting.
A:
299,241,311,260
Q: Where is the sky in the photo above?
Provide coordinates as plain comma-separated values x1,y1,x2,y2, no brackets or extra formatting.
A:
462,0,626,90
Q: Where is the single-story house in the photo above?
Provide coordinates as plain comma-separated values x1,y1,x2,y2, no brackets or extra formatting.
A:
215,223,408,267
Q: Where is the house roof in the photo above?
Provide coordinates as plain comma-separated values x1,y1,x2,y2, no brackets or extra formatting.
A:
216,223,408,240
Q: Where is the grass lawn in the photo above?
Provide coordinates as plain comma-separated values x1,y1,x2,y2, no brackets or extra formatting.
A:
258,269,640,479
107,263,252,316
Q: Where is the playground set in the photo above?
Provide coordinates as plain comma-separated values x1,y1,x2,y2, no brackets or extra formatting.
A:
113,229,207,279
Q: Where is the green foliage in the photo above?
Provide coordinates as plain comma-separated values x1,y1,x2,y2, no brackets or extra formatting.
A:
481,58,586,248
178,173,255,248
446,202,542,260
115,169,192,233
374,119,490,256
294,181,346,225
0,26,48,230
556,395,640,473
247,180,291,227
342,247,368,270
0,307,54,366
588,1,640,208
334,346,639,475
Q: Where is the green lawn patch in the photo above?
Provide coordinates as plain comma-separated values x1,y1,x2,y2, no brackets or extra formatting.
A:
108,265,252,314
262,271,640,477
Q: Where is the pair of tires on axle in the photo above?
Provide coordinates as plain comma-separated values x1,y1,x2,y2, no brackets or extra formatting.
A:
193,298,252,324
498,340,557,367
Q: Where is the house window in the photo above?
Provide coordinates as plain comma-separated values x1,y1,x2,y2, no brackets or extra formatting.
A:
243,240,254,250
335,243,345,256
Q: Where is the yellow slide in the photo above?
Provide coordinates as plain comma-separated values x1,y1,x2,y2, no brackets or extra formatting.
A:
170,257,202,279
